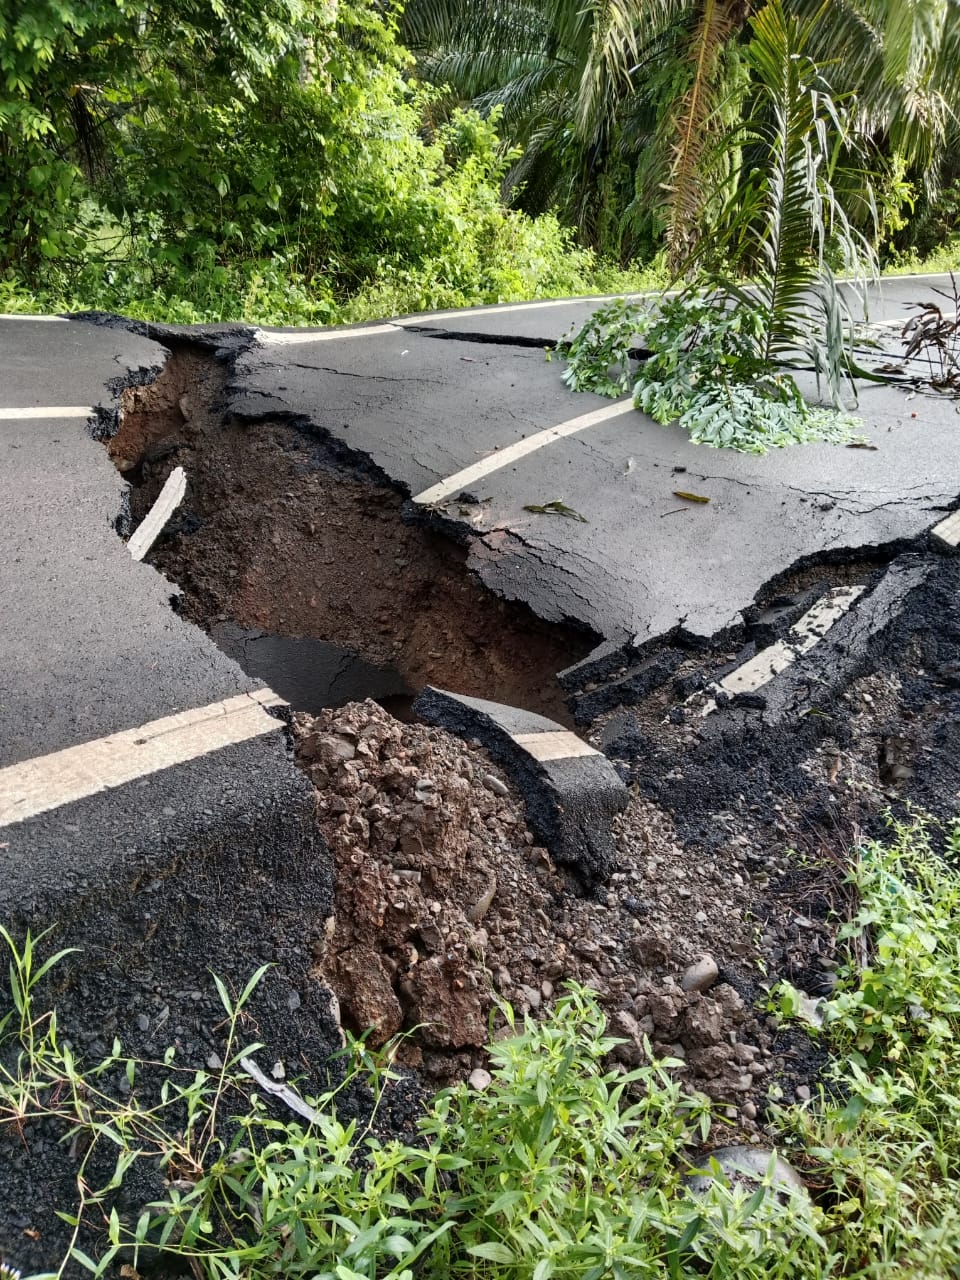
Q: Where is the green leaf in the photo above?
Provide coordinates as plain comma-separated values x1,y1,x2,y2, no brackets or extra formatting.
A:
523,499,588,522
467,1241,517,1263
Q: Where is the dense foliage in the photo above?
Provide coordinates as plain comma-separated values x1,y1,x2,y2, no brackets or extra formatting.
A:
402,0,960,269
3,0,960,322
0,0,649,322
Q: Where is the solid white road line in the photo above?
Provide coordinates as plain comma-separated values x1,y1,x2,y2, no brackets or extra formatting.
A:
512,730,600,762
255,323,399,345
254,292,657,344
0,689,286,827
0,405,92,419
128,466,187,562
931,509,960,549
413,398,635,506
0,314,67,322
393,294,652,327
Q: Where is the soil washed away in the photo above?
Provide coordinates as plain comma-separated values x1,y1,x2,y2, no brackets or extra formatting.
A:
110,347,593,724
210,623,415,717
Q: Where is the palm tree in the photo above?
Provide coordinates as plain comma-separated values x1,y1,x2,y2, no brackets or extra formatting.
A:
401,0,960,264
399,0,687,247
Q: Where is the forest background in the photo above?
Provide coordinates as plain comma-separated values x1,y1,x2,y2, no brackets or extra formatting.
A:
3,0,960,325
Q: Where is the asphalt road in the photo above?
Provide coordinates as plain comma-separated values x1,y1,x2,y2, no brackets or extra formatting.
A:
0,313,341,1273
0,276,958,1269
235,273,960,646
2,273,956,846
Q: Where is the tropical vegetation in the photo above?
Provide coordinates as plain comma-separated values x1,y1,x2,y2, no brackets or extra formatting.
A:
3,0,960,325
3,819,960,1276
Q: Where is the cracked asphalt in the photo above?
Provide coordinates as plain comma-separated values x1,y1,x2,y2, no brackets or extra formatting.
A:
233,276,960,646
0,280,958,1272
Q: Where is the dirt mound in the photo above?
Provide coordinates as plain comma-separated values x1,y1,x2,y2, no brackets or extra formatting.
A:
297,699,820,1114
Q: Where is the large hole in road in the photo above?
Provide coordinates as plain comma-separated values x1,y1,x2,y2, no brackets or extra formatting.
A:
108,345,595,725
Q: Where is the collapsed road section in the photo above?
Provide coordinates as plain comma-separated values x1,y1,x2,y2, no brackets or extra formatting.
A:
2,299,960,1275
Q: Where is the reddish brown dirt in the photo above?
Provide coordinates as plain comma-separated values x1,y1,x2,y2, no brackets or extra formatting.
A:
105,345,960,1140
113,351,592,725
297,698,835,1130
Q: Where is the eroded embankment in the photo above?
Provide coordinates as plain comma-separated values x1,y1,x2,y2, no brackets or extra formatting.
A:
110,345,594,725
100,334,960,1120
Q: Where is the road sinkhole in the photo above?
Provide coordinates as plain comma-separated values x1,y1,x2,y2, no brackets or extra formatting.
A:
209,622,416,719
94,333,960,1083
106,344,596,725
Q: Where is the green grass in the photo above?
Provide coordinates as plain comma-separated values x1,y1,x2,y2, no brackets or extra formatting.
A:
881,243,960,278
2,816,960,1278
0,239,669,328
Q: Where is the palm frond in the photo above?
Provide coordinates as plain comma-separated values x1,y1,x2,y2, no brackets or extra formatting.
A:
664,0,748,270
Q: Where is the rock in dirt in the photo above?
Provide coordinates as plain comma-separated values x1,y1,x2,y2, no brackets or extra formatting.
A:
681,954,720,993
686,1145,808,1202
294,700,801,1101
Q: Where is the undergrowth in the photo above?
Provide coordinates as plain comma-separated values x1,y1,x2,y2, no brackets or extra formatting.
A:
0,241,665,329
2,817,960,1277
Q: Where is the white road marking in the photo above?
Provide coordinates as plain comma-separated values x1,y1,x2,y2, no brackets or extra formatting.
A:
249,274,956,345
412,398,635,506
254,292,658,345
393,294,653,327
931,509,960,549
0,313,68,322
128,466,187,562
512,730,599,762
255,323,399,345
0,405,92,419
0,689,286,827
695,585,866,716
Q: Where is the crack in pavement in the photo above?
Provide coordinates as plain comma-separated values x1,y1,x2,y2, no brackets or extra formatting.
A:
279,362,446,386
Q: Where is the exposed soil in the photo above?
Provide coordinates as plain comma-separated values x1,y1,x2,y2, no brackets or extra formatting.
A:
293,552,960,1127
90,336,960,1224
105,344,960,1113
112,349,593,725
297,698,794,1121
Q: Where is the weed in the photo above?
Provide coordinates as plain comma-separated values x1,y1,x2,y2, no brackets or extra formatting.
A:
0,941,831,1280
6,818,960,1278
901,274,960,392
777,816,960,1274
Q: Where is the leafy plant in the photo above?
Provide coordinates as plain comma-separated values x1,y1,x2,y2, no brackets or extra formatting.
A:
559,291,862,453
0,932,839,1280
774,816,960,1274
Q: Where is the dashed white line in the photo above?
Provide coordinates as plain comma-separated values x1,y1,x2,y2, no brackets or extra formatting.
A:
0,689,286,827
695,585,866,716
128,466,187,562
412,398,635,506
931,509,960,549
0,406,92,419
512,730,600,762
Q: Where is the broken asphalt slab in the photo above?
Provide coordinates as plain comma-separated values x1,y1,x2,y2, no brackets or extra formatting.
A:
229,278,960,650
414,686,627,881
0,316,341,1273
1,279,958,1270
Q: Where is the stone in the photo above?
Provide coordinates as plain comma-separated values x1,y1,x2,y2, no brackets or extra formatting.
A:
482,774,510,797
686,1145,807,1203
469,1068,493,1091
681,954,720,994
